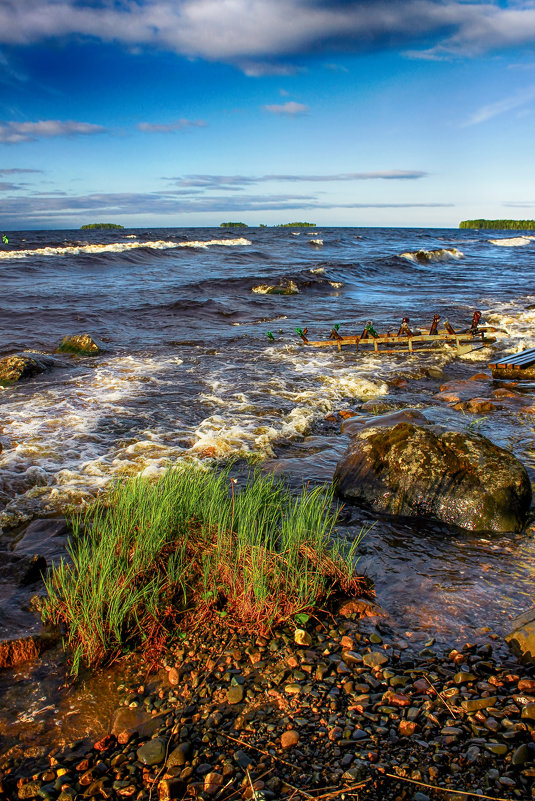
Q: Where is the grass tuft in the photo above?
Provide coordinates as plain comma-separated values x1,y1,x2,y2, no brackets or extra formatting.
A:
43,465,368,674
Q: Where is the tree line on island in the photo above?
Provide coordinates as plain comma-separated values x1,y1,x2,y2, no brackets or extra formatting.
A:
220,221,316,228
460,219,535,230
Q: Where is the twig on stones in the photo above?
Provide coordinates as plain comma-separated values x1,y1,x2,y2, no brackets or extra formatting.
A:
218,731,300,771
384,772,513,801
423,674,459,718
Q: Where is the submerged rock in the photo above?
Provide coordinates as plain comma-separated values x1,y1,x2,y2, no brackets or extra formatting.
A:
333,422,531,532
0,352,66,384
506,607,535,664
57,333,103,355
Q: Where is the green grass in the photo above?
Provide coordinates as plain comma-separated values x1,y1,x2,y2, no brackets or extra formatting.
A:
43,466,368,674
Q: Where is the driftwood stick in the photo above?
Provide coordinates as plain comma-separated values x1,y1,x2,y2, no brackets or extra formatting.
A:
384,771,514,801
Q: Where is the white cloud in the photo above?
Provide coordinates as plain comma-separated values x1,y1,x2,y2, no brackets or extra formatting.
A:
0,119,106,143
168,170,427,188
464,84,535,125
1,2,534,70
138,119,206,132
263,101,308,115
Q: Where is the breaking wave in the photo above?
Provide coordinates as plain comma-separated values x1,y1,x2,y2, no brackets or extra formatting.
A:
400,247,464,263
0,237,251,260
489,236,535,247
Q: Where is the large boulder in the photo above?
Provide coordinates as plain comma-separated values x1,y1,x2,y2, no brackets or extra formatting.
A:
506,607,535,664
0,352,65,384
57,333,103,355
333,421,531,533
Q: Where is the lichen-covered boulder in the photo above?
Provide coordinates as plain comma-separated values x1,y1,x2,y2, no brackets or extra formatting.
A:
0,352,63,384
333,422,531,533
506,607,535,664
57,333,103,355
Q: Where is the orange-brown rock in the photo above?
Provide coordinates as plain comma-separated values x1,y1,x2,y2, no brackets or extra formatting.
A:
469,372,491,381
281,730,299,749
453,399,498,414
399,720,418,736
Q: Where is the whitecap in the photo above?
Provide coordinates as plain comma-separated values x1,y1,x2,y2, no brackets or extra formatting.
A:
400,247,464,263
0,237,251,260
488,236,535,247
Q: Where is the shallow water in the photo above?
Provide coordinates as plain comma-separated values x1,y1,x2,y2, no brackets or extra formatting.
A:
1,226,535,658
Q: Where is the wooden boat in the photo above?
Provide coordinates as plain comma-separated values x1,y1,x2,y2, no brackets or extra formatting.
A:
294,311,497,356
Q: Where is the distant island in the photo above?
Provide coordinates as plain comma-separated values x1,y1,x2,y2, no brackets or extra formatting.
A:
80,223,124,230
220,222,247,228
460,219,535,230
276,222,316,228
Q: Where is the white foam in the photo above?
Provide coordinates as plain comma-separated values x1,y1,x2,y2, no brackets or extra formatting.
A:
0,237,251,260
308,239,323,246
489,236,535,247
400,247,464,263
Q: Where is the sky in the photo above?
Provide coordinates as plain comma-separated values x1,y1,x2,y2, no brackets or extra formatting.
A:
1,1,535,229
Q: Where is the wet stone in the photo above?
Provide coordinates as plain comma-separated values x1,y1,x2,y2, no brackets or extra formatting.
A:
462,696,497,713
167,742,190,768
512,743,532,765
521,703,535,720
227,684,244,704
18,783,42,799
362,652,388,669
136,737,166,766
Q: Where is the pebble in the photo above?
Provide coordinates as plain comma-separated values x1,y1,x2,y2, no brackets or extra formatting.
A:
227,684,244,704
136,737,166,765
362,652,388,668
204,772,223,796
281,730,299,749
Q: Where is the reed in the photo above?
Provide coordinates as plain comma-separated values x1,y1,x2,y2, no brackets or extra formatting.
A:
43,465,367,674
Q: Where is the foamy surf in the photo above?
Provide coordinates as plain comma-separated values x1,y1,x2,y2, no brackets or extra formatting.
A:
0,237,251,260
400,247,464,263
489,236,535,247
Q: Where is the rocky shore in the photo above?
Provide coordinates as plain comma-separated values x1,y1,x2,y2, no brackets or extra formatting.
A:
4,608,535,801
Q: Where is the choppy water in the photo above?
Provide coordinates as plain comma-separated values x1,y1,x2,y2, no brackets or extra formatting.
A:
1,226,535,646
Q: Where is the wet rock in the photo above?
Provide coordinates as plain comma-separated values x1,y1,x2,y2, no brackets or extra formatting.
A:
511,743,532,765
204,772,223,796
294,629,312,646
227,684,244,704
57,334,103,356
521,703,535,720
362,651,388,669
506,607,535,663
281,730,299,749
167,742,190,768
137,737,166,766
461,696,498,712
333,422,531,533
0,352,67,385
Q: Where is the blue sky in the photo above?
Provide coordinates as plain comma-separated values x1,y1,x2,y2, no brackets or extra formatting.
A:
1,0,535,229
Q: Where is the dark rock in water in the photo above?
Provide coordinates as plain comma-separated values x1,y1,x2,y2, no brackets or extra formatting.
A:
0,352,67,384
506,607,535,663
57,333,103,356
333,422,531,533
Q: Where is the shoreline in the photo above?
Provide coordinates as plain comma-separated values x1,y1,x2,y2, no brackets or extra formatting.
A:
3,610,535,800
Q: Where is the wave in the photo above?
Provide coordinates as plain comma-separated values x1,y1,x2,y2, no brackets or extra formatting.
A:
399,247,464,263
0,237,251,260
489,236,535,247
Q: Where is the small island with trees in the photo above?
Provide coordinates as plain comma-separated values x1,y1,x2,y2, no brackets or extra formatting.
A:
277,222,316,228
220,222,248,228
80,223,124,230
460,219,535,230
